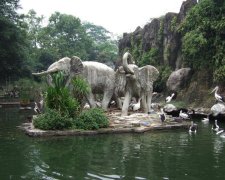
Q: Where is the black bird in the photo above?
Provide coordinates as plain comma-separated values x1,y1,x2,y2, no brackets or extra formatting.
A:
159,108,166,124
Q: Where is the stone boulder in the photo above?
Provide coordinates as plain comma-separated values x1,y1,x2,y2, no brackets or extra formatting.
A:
164,104,177,112
211,103,225,116
166,68,191,91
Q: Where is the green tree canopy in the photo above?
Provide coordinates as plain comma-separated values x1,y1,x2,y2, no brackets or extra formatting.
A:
179,0,225,83
0,0,30,83
41,12,93,60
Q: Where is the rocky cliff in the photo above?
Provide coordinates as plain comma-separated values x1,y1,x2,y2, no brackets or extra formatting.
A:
118,0,222,108
118,0,197,70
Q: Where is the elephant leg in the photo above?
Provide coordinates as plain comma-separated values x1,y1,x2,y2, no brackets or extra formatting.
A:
122,91,132,116
141,94,148,113
112,93,122,109
102,91,113,111
147,91,153,114
86,92,96,108
117,98,123,109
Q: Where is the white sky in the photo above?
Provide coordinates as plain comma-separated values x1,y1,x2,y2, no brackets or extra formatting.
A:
18,0,185,35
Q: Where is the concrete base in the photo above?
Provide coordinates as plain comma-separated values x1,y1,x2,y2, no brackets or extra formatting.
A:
19,111,192,137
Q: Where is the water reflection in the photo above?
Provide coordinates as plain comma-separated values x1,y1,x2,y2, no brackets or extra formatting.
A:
0,108,225,179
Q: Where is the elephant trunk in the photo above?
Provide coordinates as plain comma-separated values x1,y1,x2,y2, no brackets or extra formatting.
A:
32,67,59,76
122,52,135,75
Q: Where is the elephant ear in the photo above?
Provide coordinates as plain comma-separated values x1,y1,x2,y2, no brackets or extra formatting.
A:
139,65,159,92
70,56,84,75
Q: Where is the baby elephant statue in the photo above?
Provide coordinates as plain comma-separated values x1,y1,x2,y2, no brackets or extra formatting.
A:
115,52,159,116
32,56,115,111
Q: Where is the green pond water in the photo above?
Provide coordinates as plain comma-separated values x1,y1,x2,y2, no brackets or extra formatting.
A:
0,107,225,180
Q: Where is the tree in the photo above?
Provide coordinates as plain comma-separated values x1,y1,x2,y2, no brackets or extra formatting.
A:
0,0,30,83
83,22,118,63
41,12,93,60
179,0,225,83
0,0,20,22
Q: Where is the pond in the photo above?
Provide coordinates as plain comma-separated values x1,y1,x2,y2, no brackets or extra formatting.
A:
0,107,225,179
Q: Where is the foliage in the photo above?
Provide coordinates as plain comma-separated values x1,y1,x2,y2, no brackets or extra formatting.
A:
138,48,159,66
213,65,225,83
71,76,90,105
74,108,109,130
0,0,20,22
41,12,93,60
83,21,118,62
154,66,172,92
171,101,186,109
82,22,110,43
19,11,118,76
45,72,80,118
0,16,30,83
179,0,225,84
14,78,43,101
157,16,164,44
170,16,178,32
33,108,73,130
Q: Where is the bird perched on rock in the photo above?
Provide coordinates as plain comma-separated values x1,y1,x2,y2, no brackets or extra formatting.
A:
211,86,224,103
165,92,177,103
132,98,141,111
159,108,166,124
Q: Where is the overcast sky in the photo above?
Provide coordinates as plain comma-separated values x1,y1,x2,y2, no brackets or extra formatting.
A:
18,0,185,35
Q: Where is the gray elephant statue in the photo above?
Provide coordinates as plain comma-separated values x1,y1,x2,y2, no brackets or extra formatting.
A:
115,52,159,116
32,56,115,111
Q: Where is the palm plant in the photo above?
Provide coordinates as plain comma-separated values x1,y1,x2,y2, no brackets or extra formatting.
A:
45,72,80,118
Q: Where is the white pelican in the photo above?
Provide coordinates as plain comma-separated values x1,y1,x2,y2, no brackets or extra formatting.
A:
131,98,141,111
211,86,224,103
165,93,175,103
179,110,190,119
189,121,197,133
159,108,166,124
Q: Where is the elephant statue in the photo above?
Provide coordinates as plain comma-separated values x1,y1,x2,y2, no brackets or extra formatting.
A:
115,52,159,116
32,56,115,111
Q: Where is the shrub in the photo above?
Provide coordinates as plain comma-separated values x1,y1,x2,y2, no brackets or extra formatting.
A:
74,108,109,130
33,108,73,130
46,86,80,118
45,72,80,118
213,65,225,85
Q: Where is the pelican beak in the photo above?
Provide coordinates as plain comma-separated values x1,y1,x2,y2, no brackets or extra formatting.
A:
210,87,216,94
